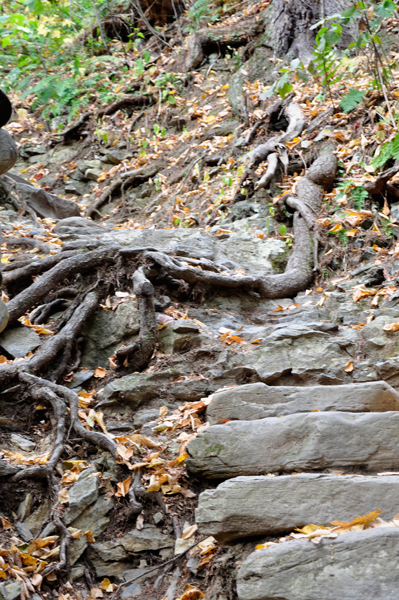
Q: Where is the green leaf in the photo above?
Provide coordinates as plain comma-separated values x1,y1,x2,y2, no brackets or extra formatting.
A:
372,141,394,170
340,88,364,112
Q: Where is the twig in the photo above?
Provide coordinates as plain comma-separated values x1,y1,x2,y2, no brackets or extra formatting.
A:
110,537,207,600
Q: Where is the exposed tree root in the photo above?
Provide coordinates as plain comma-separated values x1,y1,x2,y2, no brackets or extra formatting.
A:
364,159,399,197
85,162,162,219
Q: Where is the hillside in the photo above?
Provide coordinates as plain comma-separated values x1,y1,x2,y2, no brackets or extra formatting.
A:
2,1,399,599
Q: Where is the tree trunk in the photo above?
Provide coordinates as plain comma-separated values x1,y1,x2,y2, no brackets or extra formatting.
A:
273,0,351,61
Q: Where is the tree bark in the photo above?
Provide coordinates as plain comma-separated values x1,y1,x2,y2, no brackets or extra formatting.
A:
273,0,351,61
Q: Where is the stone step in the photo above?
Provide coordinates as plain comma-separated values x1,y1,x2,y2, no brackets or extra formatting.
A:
237,527,399,600
186,411,399,479
206,381,399,425
196,473,399,543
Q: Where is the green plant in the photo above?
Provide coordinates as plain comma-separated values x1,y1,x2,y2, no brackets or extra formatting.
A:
372,132,399,170
279,224,287,236
340,88,364,112
187,0,220,31
336,180,369,210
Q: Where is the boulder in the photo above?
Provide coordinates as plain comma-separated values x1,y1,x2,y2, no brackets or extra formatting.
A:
186,411,399,478
81,301,140,368
196,474,399,542
206,381,399,425
237,528,399,600
98,371,175,407
0,129,17,175
0,581,22,600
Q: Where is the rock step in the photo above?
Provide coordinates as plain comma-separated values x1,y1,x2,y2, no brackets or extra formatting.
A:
196,473,399,543
206,381,399,425
186,411,399,478
237,527,399,600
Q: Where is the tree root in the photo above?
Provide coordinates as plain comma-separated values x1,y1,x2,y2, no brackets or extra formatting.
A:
364,159,399,197
6,247,118,324
4,237,51,254
85,163,162,219
3,250,80,286
55,95,154,143
115,266,157,370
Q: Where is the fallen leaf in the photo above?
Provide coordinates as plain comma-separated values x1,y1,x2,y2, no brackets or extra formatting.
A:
179,584,204,600
94,367,107,378
58,489,70,504
115,477,132,497
182,524,197,539
331,509,381,529
85,530,95,543
344,360,354,373
383,322,399,332
100,578,115,592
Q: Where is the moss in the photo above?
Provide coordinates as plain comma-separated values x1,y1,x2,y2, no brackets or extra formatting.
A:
271,245,290,274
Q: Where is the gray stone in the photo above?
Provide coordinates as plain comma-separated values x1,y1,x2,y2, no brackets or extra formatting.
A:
0,299,8,334
17,493,32,521
121,584,142,599
157,321,202,355
237,528,399,600
186,411,399,478
81,301,140,368
24,499,50,535
122,568,153,583
65,369,94,389
14,521,33,542
69,495,114,564
206,381,399,425
0,129,18,175
98,371,175,408
0,458,19,477
63,472,99,524
70,565,85,581
104,150,124,165
0,325,41,358
120,524,174,553
10,434,35,452
196,474,399,543
0,581,22,600
90,539,129,562
134,408,160,427
153,512,164,525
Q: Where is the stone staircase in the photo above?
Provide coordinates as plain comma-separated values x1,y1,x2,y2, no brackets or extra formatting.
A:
186,381,399,599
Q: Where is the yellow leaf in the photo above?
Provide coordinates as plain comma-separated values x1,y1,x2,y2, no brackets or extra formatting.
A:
100,578,115,592
177,451,189,463
85,530,95,543
344,360,354,373
115,477,132,497
331,509,381,528
1,257,10,264
329,223,343,233
203,170,210,183
346,229,357,237
179,584,204,600
250,338,263,344
94,367,107,378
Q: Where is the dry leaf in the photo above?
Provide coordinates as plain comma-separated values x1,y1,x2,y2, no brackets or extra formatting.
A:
383,322,399,332
91,588,103,599
58,489,70,504
344,360,354,373
136,514,144,530
115,477,132,498
100,578,115,592
182,524,197,539
179,584,204,600
94,367,107,378
85,530,95,543
331,509,381,529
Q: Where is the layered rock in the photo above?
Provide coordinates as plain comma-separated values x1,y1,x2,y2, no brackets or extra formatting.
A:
196,473,399,542
187,411,399,478
206,381,399,424
237,528,399,600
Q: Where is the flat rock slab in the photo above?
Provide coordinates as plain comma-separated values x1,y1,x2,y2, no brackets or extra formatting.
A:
0,325,41,358
206,381,399,424
196,474,399,543
186,411,399,478
237,528,399,600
